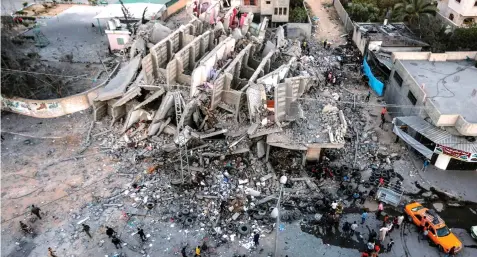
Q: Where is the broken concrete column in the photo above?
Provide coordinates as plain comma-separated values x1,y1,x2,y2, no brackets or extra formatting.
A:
153,92,174,122
92,100,107,121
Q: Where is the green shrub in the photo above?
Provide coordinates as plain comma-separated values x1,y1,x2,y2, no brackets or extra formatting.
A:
23,2,28,7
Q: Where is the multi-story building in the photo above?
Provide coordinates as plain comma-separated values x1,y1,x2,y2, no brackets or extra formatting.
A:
231,0,290,24
437,0,477,27
384,51,477,170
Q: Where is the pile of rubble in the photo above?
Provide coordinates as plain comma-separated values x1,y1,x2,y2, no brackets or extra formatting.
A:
82,2,410,250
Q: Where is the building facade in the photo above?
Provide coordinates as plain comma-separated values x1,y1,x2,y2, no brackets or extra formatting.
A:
437,0,477,27
385,51,477,170
231,0,290,24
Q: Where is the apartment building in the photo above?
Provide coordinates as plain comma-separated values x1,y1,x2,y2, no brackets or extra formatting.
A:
437,0,477,27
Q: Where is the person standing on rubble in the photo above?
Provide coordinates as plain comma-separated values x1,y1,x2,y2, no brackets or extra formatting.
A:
350,221,358,236
106,226,116,238
253,232,260,246
195,245,201,256
377,202,384,218
30,205,42,219
379,114,386,129
422,159,430,172
137,227,147,242
365,91,371,102
111,236,122,249
361,211,368,224
82,224,92,238
323,39,327,48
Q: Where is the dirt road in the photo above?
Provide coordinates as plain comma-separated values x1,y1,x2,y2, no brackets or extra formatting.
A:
305,0,346,45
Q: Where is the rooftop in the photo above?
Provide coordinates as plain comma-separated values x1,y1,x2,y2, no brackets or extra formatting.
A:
401,60,477,123
356,22,428,47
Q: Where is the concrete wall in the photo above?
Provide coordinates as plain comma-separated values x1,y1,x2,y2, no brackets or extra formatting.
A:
384,60,427,118
143,19,203,84
167,30,213,87
333,0,354,32
211,43,253,110
391,51,477,62
190,36,237,96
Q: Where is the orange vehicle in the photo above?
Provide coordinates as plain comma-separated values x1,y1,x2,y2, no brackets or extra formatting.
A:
404,202,463,253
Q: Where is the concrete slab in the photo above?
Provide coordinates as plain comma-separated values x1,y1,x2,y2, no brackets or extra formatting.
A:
96,55,142,101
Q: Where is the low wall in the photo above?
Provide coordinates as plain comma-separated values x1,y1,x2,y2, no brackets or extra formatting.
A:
1,63,120,118
287,22,312,39
2,87,100,118
333,0,353,32
392,51,477,62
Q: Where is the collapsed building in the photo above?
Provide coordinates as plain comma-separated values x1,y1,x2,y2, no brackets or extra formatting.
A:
77,2,407,245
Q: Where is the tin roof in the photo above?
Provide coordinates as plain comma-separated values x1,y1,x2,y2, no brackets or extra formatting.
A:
396,116,477,154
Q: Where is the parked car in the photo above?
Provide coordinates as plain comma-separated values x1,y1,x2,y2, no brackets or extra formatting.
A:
471,226,477,239
404,202,463,253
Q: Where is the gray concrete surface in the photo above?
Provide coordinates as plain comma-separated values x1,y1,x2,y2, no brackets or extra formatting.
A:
401,60,477,123
23,5,109,63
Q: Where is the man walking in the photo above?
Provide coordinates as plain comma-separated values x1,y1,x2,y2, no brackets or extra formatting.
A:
111,236,122,249
365,91,371,102
82,224,92,238
368,229,377,242
253,232,260,246
106,226,116,238
31,205,42,219
386,239,395,252
323,39,327,49
137,227,147,242
422,159,430,172
195,245,201,256
361,211,368,224
350,221,358,236
342,221,351,236
379,226,389,242
396,215,404,229
181,245,188,257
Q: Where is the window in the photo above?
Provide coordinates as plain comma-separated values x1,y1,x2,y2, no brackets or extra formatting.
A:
117,38,125,45
456,0,460,3
475,1,477,6
429,227,436,235
243,0,257,5
415,214,422,221
436,226,451,237
266,0,270,3
393,71,403,87
279,7,282,15
408,90,417,105
449,13,454,21
283,7,287,15
274,8,278,15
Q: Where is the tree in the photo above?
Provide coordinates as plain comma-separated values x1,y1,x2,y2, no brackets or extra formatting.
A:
416,16,450,52
347,3,381,22
393,0,437,28
289,7,308,23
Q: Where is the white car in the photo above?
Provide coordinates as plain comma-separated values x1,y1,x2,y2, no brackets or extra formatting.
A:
472,226,477,239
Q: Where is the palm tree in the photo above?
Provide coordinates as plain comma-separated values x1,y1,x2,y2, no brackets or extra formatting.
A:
393,0,437,27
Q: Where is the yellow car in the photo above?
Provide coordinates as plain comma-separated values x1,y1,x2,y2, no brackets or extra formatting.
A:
404,202,463,253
